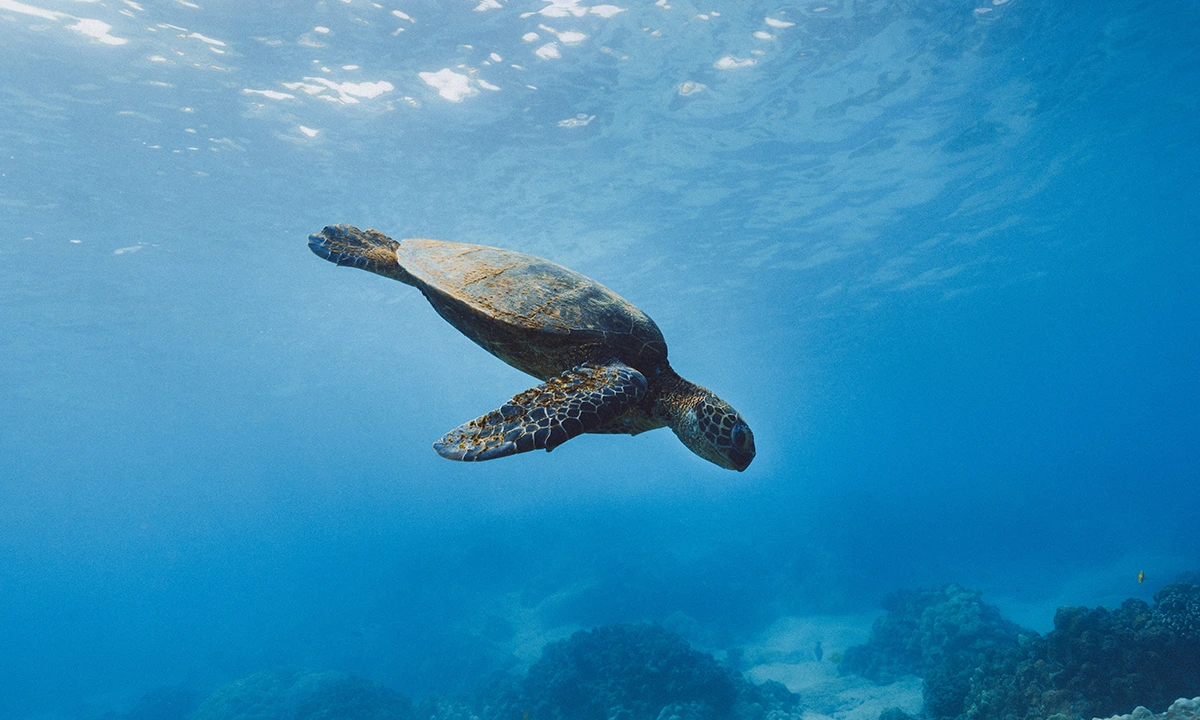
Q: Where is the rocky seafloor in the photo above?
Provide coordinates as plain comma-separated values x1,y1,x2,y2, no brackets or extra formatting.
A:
98,581,1200,720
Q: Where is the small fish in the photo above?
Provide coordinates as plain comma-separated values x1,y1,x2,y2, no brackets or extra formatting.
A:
1138,570,1145,583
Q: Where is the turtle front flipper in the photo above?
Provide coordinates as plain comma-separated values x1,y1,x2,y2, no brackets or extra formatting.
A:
434,362,648,462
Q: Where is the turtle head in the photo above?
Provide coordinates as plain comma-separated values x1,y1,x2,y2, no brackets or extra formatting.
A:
666,383,755,471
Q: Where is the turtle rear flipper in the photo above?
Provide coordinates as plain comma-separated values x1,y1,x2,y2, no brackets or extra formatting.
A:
434,362,647,461
308,225,416,284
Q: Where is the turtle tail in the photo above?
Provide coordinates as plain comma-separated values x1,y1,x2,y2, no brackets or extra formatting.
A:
308,224,416,285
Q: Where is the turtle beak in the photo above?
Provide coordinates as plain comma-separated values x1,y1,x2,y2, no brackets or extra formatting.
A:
729,446,755,472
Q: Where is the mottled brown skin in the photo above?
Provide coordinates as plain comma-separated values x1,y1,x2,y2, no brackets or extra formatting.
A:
435,362,647,460
308,224,755,470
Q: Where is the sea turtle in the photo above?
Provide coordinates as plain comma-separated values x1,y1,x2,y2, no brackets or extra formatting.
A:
308,224,755,471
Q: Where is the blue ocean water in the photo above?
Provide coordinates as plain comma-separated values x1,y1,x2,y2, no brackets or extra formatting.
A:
1,0,1197,717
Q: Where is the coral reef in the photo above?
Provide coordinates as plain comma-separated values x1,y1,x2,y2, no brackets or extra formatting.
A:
521,624,738,720
91,580,1200,720
845,581,1200,720
840,585,1024,686
838,583,1024,719
1151,583,1200,642
190,671,412,720
176,625,797,720
416,623,803,720
1094,697,1200,720
957,583,1200,720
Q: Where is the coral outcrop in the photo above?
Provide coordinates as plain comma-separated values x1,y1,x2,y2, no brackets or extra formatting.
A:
845,581,1200,720
520,624,739,719
838,584,1024,719
958,583,1200,720
840,585,1024,685
190,671,413,720
417,623,802,720
1094,697,1200,720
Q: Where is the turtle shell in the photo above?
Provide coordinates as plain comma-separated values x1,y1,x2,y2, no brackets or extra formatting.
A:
397,239,667,380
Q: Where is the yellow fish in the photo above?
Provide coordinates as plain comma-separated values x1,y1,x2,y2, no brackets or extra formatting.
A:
1138,570,1145,583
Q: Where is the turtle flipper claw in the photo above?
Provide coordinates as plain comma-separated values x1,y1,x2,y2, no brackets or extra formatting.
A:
434,362,647,462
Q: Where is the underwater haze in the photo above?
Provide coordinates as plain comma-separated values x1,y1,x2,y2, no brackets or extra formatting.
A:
1,0,1198,718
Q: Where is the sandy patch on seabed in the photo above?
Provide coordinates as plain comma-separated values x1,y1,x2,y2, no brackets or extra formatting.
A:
743,614,924,720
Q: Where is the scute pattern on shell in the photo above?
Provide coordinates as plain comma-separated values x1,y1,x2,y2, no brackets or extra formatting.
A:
434,362,648,461
397,238,668,373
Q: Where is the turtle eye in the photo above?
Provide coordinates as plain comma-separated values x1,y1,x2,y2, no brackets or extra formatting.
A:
732,423,750,450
